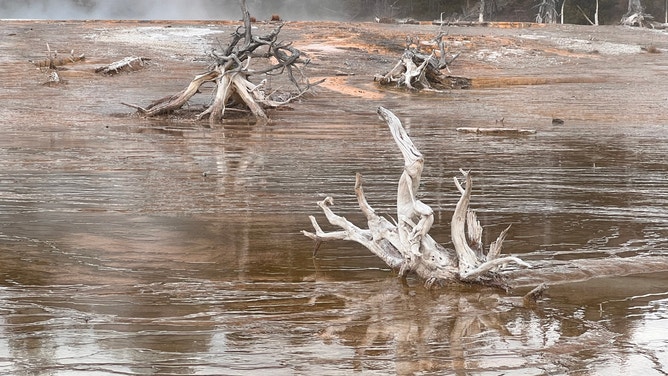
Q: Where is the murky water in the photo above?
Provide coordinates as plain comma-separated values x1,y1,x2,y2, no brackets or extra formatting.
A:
1,20,668,375
1,98,667,374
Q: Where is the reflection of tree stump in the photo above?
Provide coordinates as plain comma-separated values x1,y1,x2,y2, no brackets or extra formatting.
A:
303,107,530,290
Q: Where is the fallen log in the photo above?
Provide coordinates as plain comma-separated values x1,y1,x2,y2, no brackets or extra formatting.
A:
456,127,537,135
303,107,530,290
432,20,491,26
375,17,420,24
31,53,85,69
95,56,150,75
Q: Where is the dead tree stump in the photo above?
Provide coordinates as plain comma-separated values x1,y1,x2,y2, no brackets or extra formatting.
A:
123,0,320,125
303,107,530,289
374,33,471,91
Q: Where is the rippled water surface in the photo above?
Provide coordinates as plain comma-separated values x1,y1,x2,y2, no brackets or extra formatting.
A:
1,20,668,375
1,104,667,375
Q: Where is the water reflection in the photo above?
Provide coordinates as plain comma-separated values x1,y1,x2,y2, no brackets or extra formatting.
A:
0,89,667,374
3,273,665,375
0,211,666,374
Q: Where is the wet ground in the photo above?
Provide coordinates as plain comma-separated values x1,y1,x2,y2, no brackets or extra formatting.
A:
0,20,668,374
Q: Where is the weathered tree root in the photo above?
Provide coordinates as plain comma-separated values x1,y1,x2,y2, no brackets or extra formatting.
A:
30,43,85,69
374,33,471,91
122,0,320,125
620,12,656,27
303,107,530,289
122,70,221,117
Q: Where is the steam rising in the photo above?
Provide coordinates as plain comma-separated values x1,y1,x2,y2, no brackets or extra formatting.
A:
0,0,351,20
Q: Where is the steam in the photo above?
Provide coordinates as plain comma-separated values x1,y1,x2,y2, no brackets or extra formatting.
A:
0,0,351,20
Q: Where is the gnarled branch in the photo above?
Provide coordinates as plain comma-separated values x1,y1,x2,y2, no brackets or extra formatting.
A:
123,0,319,124
304,107,529,289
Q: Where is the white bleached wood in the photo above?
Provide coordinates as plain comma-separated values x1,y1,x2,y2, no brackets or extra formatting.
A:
304,107,529,289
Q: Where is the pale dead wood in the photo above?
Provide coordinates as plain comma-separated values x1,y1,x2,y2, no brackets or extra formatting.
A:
451,170,486,272
95,56,150,75
456,127,537,135
620,12,656,26
304,107,530,290
42,70,66,86
32,43,82,86
124,0,319,124
374,34,470,91
30,43,85,69
621,0,656,27
122,70,220,115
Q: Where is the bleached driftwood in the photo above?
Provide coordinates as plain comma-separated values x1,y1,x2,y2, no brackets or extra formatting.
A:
123,0,320,125
620,12,656,27
303,107,530,289
456,127,537,135
43,71,65,86
374,33,471,91
95,56,150,75
121,70,221,117
30,43,85,69
621,0,656,27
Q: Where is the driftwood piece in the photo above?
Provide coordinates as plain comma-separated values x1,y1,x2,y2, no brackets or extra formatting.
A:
30,43,85,69
43,71,66,86
374,34,470,91
32,53,85,69
31,43,80,86
375,17,420,24
620,12,657,27
123,0,319,124
432,21,492,26
303,107,530,289
121,70,221,116
95,56,150,75
456,127,537,135
451,169,530,281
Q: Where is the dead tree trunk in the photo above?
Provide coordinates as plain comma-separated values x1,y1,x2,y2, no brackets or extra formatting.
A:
123,0,320,125
621,0,655,26
303,107,530,289
535,0,558,23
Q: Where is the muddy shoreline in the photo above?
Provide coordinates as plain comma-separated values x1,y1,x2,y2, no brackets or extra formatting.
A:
2,20,668,127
